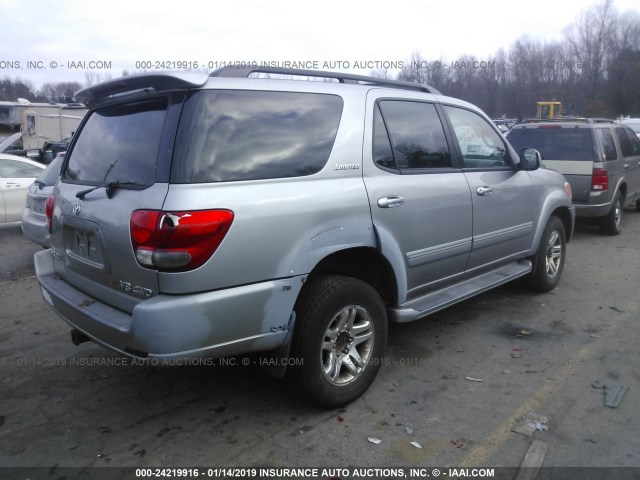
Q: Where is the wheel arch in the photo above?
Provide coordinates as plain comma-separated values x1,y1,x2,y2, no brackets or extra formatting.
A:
552,206,574,244
617,179,627,201
305,246,398,307
531,192,575,254
262,247,397,379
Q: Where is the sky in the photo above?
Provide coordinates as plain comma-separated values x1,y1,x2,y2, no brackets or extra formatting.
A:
1,0,639,89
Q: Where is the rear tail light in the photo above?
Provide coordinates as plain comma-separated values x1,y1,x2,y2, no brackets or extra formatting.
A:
130,209,234,272
591,168,608,191
45,195,55,234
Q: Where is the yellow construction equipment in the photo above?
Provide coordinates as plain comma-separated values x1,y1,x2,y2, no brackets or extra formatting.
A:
536,101,563,120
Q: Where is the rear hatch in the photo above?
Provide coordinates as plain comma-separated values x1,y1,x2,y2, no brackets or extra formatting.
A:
51,95,182,313
508,125,597,202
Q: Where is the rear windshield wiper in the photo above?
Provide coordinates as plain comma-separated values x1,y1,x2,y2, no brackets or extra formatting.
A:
34,180,46,190
76,181,147,199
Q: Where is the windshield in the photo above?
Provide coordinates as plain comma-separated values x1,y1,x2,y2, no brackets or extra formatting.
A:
63,98,167,185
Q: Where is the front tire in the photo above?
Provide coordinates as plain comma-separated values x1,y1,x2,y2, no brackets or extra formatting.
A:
528,216,566,292
287,275,387,407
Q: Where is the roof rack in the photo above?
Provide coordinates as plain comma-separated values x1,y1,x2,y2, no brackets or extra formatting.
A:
521,117,615,124
588,118,617,123
210,66,441,95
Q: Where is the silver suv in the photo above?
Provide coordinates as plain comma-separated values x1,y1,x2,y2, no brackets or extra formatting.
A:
508,120,640,235
35,67,575,406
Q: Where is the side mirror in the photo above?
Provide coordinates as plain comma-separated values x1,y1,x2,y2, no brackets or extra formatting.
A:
518,148,541,171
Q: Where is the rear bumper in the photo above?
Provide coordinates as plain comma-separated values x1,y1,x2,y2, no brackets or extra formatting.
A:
35,249,301,359
574,201,612,218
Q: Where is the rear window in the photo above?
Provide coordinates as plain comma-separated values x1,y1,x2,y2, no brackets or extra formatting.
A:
508,127,596,161
36,155,64,186
63,99,167,185
172,90,343,183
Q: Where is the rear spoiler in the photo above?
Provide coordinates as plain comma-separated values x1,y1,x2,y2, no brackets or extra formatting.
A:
75,72,209,107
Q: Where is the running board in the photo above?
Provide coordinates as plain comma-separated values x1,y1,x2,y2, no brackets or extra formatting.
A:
389,260,532,323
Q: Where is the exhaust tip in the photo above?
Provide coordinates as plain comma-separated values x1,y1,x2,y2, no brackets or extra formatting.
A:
70,329,91,346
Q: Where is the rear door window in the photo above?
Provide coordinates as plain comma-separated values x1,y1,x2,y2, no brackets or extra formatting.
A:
375,100,452,170
372,104,396,170
618,127,640,157
615,128,634,158
172,90,343,183
598,128,618,161
627,129,640,155
63,98,167,185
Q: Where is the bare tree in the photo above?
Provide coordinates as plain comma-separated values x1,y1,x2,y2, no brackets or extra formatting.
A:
370,68,391,79
39,81,83,103
84,72,114,87
0,78,46,102
398,52,432,85
564,0,617,103
611,9,640,52
606,10,640,115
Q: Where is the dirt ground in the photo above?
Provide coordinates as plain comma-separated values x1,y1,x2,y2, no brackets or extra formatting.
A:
1,211,639,479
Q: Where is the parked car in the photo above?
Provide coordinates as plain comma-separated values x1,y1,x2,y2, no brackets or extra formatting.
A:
508,119,640,235
0,130,23,154
0,153,45,224
21,153,64,247
35,68,574,406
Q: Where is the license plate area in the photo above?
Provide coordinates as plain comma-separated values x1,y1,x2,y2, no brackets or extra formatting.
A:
72,230,100,261
31,197,46,214
62,219,108,271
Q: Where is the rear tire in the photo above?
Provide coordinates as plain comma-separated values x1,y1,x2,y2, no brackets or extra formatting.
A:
599,192,623,235
528,216,566,292
287,275,387,407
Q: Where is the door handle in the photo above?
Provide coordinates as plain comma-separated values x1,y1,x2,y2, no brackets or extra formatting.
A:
624,163,630,169
378,196,405,208
476,186,493,196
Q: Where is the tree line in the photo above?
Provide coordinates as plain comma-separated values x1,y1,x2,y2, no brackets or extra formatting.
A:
0,72,113,104
1,0,638,118
381,0,640,118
